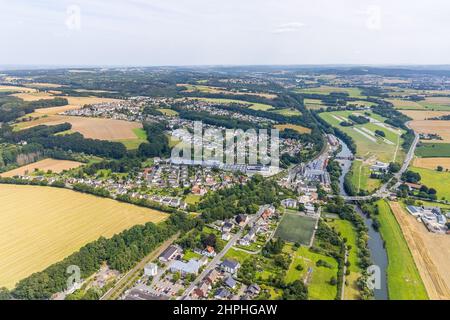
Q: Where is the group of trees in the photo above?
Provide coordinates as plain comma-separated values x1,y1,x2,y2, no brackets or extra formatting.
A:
0,96,68,123
198,175,291,222
327,159,343,194
2,123,127,159
138,122,170,158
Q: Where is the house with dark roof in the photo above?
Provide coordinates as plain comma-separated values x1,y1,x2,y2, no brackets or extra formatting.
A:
220,259,240,274
159,245,181,262
247,284,261,296
236,214,248,226
214,288,231,300
224,276,237,289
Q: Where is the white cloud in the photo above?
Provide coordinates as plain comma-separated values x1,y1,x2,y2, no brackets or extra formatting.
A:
272,22,305,34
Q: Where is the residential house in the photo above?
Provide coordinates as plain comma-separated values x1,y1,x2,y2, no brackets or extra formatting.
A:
202,245,217,257
214,288,231,300
221,259,240,274
235,214,249,226
247,284,261,296
205,269,220,285
224,276,237,289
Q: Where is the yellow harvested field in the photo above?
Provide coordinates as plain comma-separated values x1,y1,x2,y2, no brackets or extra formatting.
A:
65,96,122,107
35,105,83,115
409,120,450,143
275,124,311,134
0,158,83,177
0,86,37,93
387,99,423,109
389,202,450,300
0,184,168,289
25,83,64,88
413,158,450,171
11,92,122,106
11,92,55,101
16,115,142,140
400,110,450,120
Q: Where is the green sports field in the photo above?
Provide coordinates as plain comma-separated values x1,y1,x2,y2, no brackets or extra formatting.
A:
274,211,317,245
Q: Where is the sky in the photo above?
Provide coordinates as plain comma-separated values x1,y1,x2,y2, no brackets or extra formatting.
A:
1,0,450,66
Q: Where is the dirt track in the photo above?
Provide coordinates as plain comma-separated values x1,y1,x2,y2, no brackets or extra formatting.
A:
389,202,450,300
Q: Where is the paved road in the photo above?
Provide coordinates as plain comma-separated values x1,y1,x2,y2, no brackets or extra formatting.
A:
101,232,180,300
181,216,257,299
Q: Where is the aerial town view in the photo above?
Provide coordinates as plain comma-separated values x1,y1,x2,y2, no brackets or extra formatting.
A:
0,0,449,311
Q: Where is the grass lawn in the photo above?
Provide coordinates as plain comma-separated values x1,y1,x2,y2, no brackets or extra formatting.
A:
319,110,405,163
183,249,202,261
184,194,202,205
117,128,147,150
349,160,382,194
296,86,364,99
410,167,450,201
274,211,317,245
415,143,450,158
376,200,428,300
223,248,249,264
157,108,179,116
284,244,338,300
327,219,361,300
272,108,302,117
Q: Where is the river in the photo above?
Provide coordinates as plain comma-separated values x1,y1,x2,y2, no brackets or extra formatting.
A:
335,139,388,300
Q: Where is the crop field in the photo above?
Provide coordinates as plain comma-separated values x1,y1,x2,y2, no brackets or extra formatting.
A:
410,167,450,201
389,97,450,111
178,84,277,99
415,143,450,158
319,110,404,163
0,184,168,289
412,157,450,170
11,92,122,107
11,91,56,101
15,115,143,141
399,110,450,121
387,99,425,110
0,85,37,93
274,124,311,134
0,158,83,177
284,244,338,300
409,120,450,143
376,200,428,300
275,211,317,245
186,97,274,111
390,202,450,300
296,86,364,98
417,97,450,111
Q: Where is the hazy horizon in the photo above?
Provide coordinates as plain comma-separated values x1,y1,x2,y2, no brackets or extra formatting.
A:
2,0,450,66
